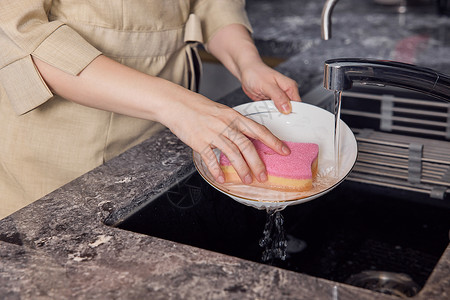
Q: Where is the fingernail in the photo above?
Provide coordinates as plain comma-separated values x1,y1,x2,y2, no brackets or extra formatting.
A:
281,103,291,114
217,175,225,184
282,144,290,155
259,171,267,182
244,174,253,184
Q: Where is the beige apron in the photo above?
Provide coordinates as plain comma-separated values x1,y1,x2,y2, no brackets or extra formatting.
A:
0,8,204,218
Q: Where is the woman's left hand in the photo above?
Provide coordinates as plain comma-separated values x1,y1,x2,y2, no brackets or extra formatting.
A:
239,61,301,114
207,24,301,114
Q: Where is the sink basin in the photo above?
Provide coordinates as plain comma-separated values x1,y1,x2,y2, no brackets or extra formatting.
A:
112,83,450,298
113,170,449,298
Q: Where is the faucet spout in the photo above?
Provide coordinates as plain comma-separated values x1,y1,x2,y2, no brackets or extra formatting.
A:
323,58,450,102
321,0,340,40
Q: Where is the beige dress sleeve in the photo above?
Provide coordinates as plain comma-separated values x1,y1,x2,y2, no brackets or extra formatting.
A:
192,0,253,44
0,0,101,115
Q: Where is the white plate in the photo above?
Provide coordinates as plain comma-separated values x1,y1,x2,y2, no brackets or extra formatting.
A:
193,101,357,210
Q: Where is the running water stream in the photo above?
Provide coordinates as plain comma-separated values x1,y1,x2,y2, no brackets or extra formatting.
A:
259,91,343,262
259,208,288,262
334,90,343,177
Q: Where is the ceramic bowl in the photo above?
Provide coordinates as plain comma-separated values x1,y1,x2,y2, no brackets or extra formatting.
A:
193,100,357,210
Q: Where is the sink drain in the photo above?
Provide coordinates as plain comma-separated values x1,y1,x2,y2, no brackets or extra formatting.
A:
346,270,420,298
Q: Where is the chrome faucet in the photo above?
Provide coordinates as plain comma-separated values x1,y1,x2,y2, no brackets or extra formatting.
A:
321,0,410,40
321,0,339,40
323,58,450,102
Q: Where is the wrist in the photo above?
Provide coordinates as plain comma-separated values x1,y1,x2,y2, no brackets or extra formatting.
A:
207,24,263,81
234,47,264,80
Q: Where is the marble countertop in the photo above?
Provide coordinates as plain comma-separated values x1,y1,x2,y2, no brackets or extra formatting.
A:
1,0,449,299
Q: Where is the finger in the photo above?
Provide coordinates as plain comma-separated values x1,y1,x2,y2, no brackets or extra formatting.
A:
215,135,253,184
214,111,267,182
236,116,291,156
284,79,302,102
200,147,225,184
229,134,268,183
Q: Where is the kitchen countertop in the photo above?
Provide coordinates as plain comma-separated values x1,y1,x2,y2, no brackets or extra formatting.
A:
1,0,449,299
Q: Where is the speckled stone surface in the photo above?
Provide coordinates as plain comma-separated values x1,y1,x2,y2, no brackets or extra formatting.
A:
1,0,449,299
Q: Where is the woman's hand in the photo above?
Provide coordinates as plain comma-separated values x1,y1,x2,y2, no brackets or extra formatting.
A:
207,24,301,114
239,61,301,114
162,91,291,184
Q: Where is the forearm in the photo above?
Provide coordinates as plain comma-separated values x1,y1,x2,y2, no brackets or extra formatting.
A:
206,24,262,81
32,55,194,125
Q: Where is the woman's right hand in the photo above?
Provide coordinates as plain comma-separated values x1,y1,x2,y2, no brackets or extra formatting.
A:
161,90,291,185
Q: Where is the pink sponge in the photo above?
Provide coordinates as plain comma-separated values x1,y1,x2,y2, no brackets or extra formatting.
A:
219,140,319,191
